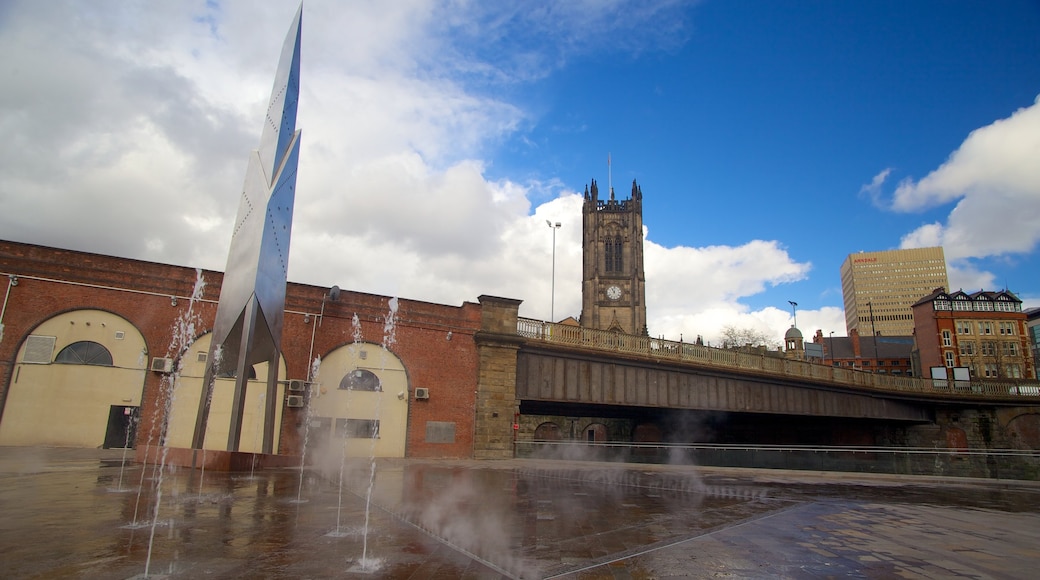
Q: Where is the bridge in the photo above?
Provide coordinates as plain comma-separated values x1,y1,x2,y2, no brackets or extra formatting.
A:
514,318,1039,417
470,311,1040,465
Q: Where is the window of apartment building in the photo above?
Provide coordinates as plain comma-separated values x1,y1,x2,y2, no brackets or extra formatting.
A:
976,300,994,312
1002,342,1019,357
959,342,976,356
999,322,1016,335
981,341,996,356
994,299,1016,312
952,299,972,311
934,299,951,311
1006,364,1022,378
945,351,955,367
978,321,994,335
956,320,973,335
984,363,998,378
942,330,952,347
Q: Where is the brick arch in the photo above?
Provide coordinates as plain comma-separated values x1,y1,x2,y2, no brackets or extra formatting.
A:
1004,412,1040,450
534,421,563,441
582,422,608,442
633,422,662,443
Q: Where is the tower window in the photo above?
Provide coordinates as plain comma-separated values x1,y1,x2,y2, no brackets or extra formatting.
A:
604,236,623,272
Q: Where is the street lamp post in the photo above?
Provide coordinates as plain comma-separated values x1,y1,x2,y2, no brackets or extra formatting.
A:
546,220,561,322
868,301,880,372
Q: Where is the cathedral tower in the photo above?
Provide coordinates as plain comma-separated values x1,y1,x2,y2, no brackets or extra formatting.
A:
580,178,648,335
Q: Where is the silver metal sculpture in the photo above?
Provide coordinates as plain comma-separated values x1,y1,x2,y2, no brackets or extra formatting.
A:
193,5,302,454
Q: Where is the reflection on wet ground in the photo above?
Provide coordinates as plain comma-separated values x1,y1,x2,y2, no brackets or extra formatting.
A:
0,447,1038,579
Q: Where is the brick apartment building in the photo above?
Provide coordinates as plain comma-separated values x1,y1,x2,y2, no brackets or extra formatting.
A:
812,329,914,376
912,288,1035,380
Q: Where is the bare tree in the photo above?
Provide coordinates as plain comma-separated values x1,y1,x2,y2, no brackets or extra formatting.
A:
719,325,781,350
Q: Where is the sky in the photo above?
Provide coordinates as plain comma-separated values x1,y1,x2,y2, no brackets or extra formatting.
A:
1,0,1039,347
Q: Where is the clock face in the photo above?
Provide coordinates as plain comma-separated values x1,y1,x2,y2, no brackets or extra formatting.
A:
606,285,622,301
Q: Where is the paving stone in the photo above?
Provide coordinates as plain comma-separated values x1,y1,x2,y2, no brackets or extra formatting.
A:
0,449,1038,578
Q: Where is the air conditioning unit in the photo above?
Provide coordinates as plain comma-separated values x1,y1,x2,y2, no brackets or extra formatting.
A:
288,379,306,392
150,357,174,373
286,395,305,408
414,387,430,400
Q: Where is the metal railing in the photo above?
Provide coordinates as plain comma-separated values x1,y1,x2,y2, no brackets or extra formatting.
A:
516,318,1040,401
514,440,1040,480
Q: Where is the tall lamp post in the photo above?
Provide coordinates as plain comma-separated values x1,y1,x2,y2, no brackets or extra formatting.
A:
546,220,561,322
868,301,880,372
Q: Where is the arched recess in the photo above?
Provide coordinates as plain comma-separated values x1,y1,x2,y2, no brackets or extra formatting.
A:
1004,412,1040,450
0,309,147,448
534,422,562,441
306,341,409,459
582,422,608,442
161,332,287,453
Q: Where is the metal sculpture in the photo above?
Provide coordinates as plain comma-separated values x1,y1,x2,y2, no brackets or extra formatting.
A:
193,5,302,453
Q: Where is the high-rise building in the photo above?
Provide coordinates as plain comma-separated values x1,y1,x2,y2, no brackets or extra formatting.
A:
580,178,648,335
840,247,949,337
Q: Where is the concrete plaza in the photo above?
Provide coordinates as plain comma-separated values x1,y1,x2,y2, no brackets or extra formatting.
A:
0,447,1038,579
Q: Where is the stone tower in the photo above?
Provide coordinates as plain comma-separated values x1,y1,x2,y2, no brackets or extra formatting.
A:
580,178,648,335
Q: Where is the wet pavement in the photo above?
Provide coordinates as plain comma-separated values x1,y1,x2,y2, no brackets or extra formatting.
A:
1,447,1038,579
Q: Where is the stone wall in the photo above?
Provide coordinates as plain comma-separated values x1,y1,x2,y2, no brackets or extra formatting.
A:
472,295,524,459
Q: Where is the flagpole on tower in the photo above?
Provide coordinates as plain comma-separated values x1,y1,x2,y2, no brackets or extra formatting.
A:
608,153,612,198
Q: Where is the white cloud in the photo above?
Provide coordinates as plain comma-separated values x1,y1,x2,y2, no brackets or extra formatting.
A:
1,0,812,350
891,96,1040,262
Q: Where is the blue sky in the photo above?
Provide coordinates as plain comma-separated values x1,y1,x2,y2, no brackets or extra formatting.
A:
1,0,1038,345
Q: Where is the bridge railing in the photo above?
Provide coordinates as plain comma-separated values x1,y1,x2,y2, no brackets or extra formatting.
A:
516,318,1040,400
513,440,1040,480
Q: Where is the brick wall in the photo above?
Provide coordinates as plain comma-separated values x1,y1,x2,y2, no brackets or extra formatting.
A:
0,240,484,458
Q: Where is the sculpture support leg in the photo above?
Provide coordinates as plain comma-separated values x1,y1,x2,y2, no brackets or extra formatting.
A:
227,300,259,452
262,352,279,454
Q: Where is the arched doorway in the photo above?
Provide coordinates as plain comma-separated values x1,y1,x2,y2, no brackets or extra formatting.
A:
162,332,287,453
306,341,409,459
0,310,147,448
583,422,608,442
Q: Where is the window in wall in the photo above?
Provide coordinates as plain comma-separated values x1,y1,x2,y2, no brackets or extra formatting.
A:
1002,342,1019,357
942,330,952,347
54,341,113,366
978,322,994,335
1007,364,1022,378
216,366,257,379
604,235,623,272
959,342,976,356
945,351,955,367
335,418,379,438
984,363,998,378
956,321,973,335
934,300,951,311
339,368,382,391
999,322,1016,335
981,342,996,356
952,299,972,311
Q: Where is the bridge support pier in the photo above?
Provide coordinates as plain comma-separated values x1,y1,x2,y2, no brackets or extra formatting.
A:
473,295,524,459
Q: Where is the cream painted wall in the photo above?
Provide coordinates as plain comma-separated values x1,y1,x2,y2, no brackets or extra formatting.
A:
0,310,147,447
162,333,286,453
307,341,409,458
